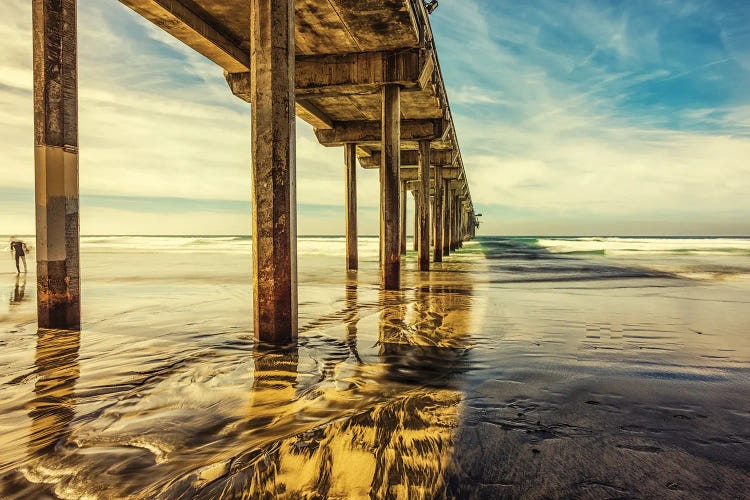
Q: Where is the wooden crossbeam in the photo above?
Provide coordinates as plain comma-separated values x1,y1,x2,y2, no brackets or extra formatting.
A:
296,99,334,130
357,149,454,168
225,49,427,99
314,119,446,147
119,0,250,72
400,167,461,181
296,50,425,96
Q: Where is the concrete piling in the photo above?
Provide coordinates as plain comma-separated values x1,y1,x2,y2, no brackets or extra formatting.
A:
433,164,444,263
380,84,401,290
33,0,81,330
250,0,297,343
345,143,358,271
417,140,431,271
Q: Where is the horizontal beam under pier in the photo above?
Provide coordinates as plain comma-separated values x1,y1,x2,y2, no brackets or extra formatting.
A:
225,49,427,99
400,167,461,181
358,149,456,168
314,120,448,147
120,0,250,72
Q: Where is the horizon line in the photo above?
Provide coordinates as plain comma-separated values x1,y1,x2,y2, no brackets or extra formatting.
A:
4,234,750,239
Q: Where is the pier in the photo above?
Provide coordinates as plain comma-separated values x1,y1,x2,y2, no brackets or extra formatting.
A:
32,0,478,342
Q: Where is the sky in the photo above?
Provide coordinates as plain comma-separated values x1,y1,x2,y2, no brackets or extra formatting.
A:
1,0,749,236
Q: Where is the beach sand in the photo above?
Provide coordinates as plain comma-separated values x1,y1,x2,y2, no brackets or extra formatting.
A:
0,236,748,499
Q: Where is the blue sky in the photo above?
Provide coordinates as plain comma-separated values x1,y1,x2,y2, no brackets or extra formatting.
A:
1,0,749,235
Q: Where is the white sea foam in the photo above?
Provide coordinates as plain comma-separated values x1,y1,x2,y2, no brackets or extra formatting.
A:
73,235,385,258
7,235,749,260
537,237,750,256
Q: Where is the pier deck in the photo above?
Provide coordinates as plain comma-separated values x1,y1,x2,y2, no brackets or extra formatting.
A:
121,0,474,196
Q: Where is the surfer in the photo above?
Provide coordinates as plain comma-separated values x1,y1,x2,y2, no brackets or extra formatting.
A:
9,238,29,274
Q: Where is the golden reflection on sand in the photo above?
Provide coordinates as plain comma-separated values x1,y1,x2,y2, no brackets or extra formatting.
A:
5,270,480,499
344,272,362,363
27,329,80,458
194,277,476,498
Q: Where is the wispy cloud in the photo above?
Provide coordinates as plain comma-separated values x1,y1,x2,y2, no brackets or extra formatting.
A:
433,0,750,234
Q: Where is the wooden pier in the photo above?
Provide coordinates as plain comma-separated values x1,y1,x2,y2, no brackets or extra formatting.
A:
31,0,479,342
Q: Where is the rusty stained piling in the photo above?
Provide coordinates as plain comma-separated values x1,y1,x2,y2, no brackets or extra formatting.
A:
417,140,431,271
433,164,444,263
380,84,401,290
33,0,81,330
400,182,407,256
345,143,358,271
443,181,452,258
451,194,461,252
412,189,418,252
250,0,297,343
457,195,463,249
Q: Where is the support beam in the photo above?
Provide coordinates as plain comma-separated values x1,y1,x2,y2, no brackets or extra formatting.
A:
381,84,401,290
296,99,334,130
412,190,418,252
345,143,358,271
400,167,460,182
226,47,424,112
465,210,470,242
417,139,431,271
449,195,455,251
227,73,335,130
433,164,444,263
296,50,424,96
460,204,464,246
315,119,447,147
120,0,250,72
458,197,464,248
400,183,407,255
251,0,297,344
461,210,466,244
450,194,458,251
453,195,462,250
443,182,452,257
234,52,427,104
358,149,454,169
33,0,81,330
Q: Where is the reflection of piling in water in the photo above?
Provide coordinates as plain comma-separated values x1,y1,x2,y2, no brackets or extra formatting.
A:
381,280,476,350
247,346,299,428
378,290,409,346
205,390,460,499
344,273,362,363
185,285,473,498
27,329,80,457
379,283,474,385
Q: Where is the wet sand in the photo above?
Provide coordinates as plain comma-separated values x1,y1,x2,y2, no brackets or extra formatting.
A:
0,236,748,499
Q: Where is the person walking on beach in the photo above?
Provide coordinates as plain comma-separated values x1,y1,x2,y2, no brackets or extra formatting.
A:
9,237,29,274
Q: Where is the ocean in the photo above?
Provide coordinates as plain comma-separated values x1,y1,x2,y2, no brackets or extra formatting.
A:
0,235,748,498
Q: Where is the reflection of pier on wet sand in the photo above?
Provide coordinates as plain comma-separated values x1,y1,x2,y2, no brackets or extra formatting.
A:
31,0,480,342
1,268,481,498
150,278,479,498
